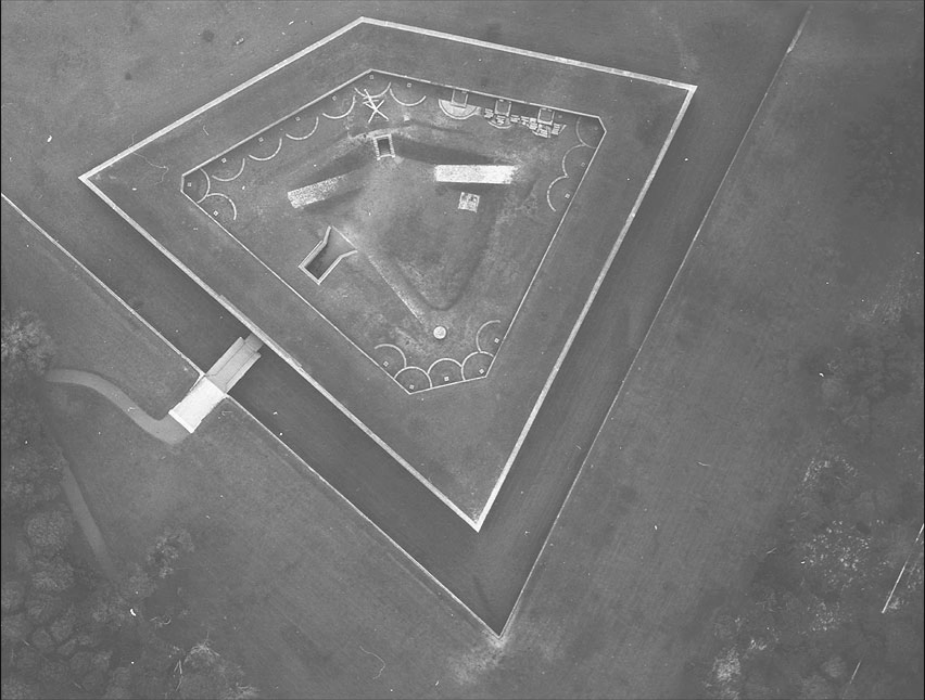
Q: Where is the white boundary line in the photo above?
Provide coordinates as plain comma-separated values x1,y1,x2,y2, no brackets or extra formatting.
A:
469,119,611,526
79,18,696,532
363,18,697,91
881,523,923,614
182,72,366,177
297,225,357,285
285,115,319,141
81,17,368,179
247,137,283,162
1,191,499,638
497,5,814,637
475,86,696,530
219,391,501,638
82,16,693,178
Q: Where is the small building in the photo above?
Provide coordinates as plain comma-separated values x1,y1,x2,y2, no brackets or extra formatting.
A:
458,192,480,212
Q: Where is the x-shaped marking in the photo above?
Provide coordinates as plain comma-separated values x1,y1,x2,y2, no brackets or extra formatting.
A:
360,89,389,124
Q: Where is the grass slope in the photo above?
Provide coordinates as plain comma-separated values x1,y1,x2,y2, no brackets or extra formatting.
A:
1,200,198,417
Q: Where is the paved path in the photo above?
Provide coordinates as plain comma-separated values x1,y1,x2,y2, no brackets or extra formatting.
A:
60,464,119,580
46,368,189,444
37,374,122,581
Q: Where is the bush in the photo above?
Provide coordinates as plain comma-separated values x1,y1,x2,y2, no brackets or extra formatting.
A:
146,527,194,580
25,594,64,625
12,536,35,575
0,309,56,381
1,579,27,614
1,307,54,454
89,582,134,629
30,558,75,595
118,562,156,602
178,638,258,700
0,675,40,700
69,650,93,677
49,605,76,643
30,627,55,653
104,666,133,699
24,506,74,555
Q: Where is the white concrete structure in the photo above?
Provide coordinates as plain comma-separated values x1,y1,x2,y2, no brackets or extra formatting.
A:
168,377,226,433
288,170,365,208
169,334,263,433
434,164,517,184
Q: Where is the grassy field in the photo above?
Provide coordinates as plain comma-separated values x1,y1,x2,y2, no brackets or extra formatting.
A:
521,4,924,697
1,199,199,417
40,391,490,699
12,1,907,698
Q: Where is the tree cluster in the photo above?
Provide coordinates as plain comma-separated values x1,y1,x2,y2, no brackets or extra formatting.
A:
1,307,257,699
2,304,56,463
173,637,260,700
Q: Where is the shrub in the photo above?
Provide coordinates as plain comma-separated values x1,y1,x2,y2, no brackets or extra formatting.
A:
1,613,33,644
30,558,75,595
24,506,74,555
1,579,26,614
146,527,194,580
0,675,40,700
0,310,56,381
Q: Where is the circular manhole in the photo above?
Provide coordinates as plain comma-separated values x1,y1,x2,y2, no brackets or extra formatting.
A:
433,326,447,340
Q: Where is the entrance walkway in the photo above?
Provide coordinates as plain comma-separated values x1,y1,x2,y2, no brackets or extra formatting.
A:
46,333,264,441
45,369,190,444
170,333,263,433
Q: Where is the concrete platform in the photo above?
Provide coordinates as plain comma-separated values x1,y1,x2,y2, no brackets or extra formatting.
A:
168,376,225,433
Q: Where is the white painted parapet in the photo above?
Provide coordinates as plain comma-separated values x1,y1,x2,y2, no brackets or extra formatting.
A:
168,333,264,433
433,164,517,184
168,377,226,433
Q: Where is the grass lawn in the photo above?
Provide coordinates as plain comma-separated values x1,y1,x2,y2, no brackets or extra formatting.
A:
41,390,492,698
519,4,924,697
1,199,199,417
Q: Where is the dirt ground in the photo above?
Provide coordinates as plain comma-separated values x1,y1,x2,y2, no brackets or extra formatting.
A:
9,2,920,699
